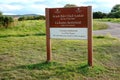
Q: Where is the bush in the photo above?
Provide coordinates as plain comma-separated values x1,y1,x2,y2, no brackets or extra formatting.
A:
0,16,14,28
18,15,45,21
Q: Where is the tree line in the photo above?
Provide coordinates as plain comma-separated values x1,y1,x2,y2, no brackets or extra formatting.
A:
18,15,45,21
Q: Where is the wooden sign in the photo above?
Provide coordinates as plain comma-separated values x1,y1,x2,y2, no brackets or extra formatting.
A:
49,7,88,27
46,6,93,66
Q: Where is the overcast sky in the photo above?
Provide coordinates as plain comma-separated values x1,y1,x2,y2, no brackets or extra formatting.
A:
0,0,120,15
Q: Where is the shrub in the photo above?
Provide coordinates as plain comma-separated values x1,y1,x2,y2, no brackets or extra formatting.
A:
18,15,45,21
0,16,14,28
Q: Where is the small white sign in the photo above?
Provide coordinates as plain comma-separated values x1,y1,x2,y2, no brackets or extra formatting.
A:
50,28,87,39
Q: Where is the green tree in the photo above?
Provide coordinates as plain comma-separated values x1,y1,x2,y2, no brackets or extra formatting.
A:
0,16,14,28
64,4,77,8
2,16,14,28
0,11,14,28
18,16,26,21
111,4,120,12
93,11,107,19
108,4,120,18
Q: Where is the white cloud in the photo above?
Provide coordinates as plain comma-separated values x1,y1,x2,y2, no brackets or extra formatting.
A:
52,0,91,3
0,0,45,4
3,12,16,15
31,4,47,9
0,4,23,11
48,0,89,7
30,4,48,15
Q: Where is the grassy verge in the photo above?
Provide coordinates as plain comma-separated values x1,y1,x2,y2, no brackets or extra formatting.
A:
95,18,120,23
93,20,108,30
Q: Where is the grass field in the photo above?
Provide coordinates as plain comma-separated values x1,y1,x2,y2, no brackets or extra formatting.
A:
95,18,120,23
0,20,120,80
93,20,108,30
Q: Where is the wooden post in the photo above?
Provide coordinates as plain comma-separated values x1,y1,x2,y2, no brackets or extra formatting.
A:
46,8,51,62
88,6,93,66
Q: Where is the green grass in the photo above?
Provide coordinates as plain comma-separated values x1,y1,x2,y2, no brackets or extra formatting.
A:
0,20,46,38
0,19,108,37
93,20,108,30
95,18,120,23
0,20,120,80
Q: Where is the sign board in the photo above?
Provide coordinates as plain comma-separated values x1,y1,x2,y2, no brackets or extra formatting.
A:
50,28,87,39
49,7,88,27
49,7,88,39
46,6,93,66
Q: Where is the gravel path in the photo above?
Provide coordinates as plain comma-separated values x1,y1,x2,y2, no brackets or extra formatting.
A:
93,22,120,38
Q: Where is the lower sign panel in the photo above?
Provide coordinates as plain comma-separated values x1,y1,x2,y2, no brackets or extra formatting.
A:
50,28,87,39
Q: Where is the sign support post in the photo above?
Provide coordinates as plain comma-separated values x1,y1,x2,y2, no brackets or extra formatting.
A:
46,8,51,62
88,6,92,66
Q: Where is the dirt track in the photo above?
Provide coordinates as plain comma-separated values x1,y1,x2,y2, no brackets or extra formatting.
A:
93,22,120,38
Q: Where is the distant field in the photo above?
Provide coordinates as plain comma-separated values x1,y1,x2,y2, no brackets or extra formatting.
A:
95,18,120,23
0,20,119,80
